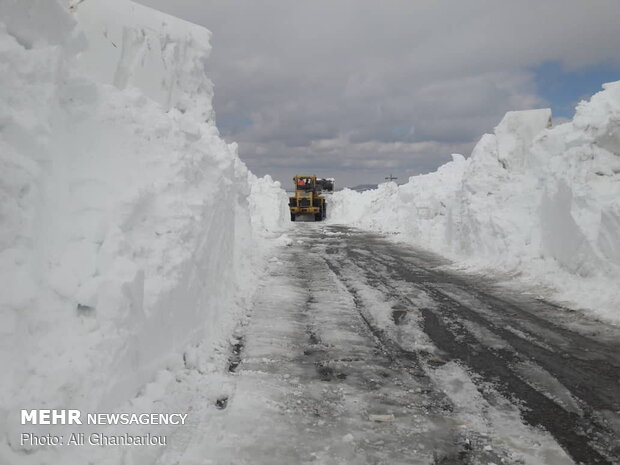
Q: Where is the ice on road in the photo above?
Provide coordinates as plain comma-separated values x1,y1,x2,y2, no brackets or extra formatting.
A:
158,225,620,465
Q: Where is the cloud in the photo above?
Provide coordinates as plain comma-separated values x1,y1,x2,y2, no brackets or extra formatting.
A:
136,0,620,187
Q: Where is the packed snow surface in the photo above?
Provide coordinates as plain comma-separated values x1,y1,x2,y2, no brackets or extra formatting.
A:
330,85,620,323
0,0,288,462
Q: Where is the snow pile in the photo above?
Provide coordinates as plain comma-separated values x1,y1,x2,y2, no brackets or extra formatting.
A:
330,83,620,322
0,0,287,460
248,173,291,235
329,154,468,248
74,0,214,119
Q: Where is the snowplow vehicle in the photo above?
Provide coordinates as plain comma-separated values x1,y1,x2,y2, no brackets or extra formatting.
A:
289,175,333,221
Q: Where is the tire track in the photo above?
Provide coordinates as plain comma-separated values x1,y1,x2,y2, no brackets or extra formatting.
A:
323,225,620,464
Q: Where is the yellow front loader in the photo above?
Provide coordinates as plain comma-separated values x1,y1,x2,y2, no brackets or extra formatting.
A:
289,175,332,221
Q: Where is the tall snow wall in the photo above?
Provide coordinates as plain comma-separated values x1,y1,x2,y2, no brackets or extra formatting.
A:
0,0,288,459
330,83,620,322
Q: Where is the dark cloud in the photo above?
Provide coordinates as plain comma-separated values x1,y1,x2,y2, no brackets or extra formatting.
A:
136,0,620,187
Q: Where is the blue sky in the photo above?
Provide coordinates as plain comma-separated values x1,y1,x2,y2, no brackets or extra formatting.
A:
534,61,620,118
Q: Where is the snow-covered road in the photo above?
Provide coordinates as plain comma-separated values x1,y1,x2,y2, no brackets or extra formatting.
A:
154,224,620,465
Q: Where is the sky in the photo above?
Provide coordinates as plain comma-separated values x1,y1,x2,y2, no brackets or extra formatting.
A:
136,0,620,188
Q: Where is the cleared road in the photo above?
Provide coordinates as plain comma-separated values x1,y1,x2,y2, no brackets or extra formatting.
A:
163,224,620,465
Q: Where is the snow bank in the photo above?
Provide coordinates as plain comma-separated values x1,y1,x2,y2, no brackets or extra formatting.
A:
249,173,292,235
74,0,214,119
0,0,287,461
330,84,620,322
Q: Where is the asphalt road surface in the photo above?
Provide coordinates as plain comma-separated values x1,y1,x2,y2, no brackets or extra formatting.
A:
162,224,620,465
